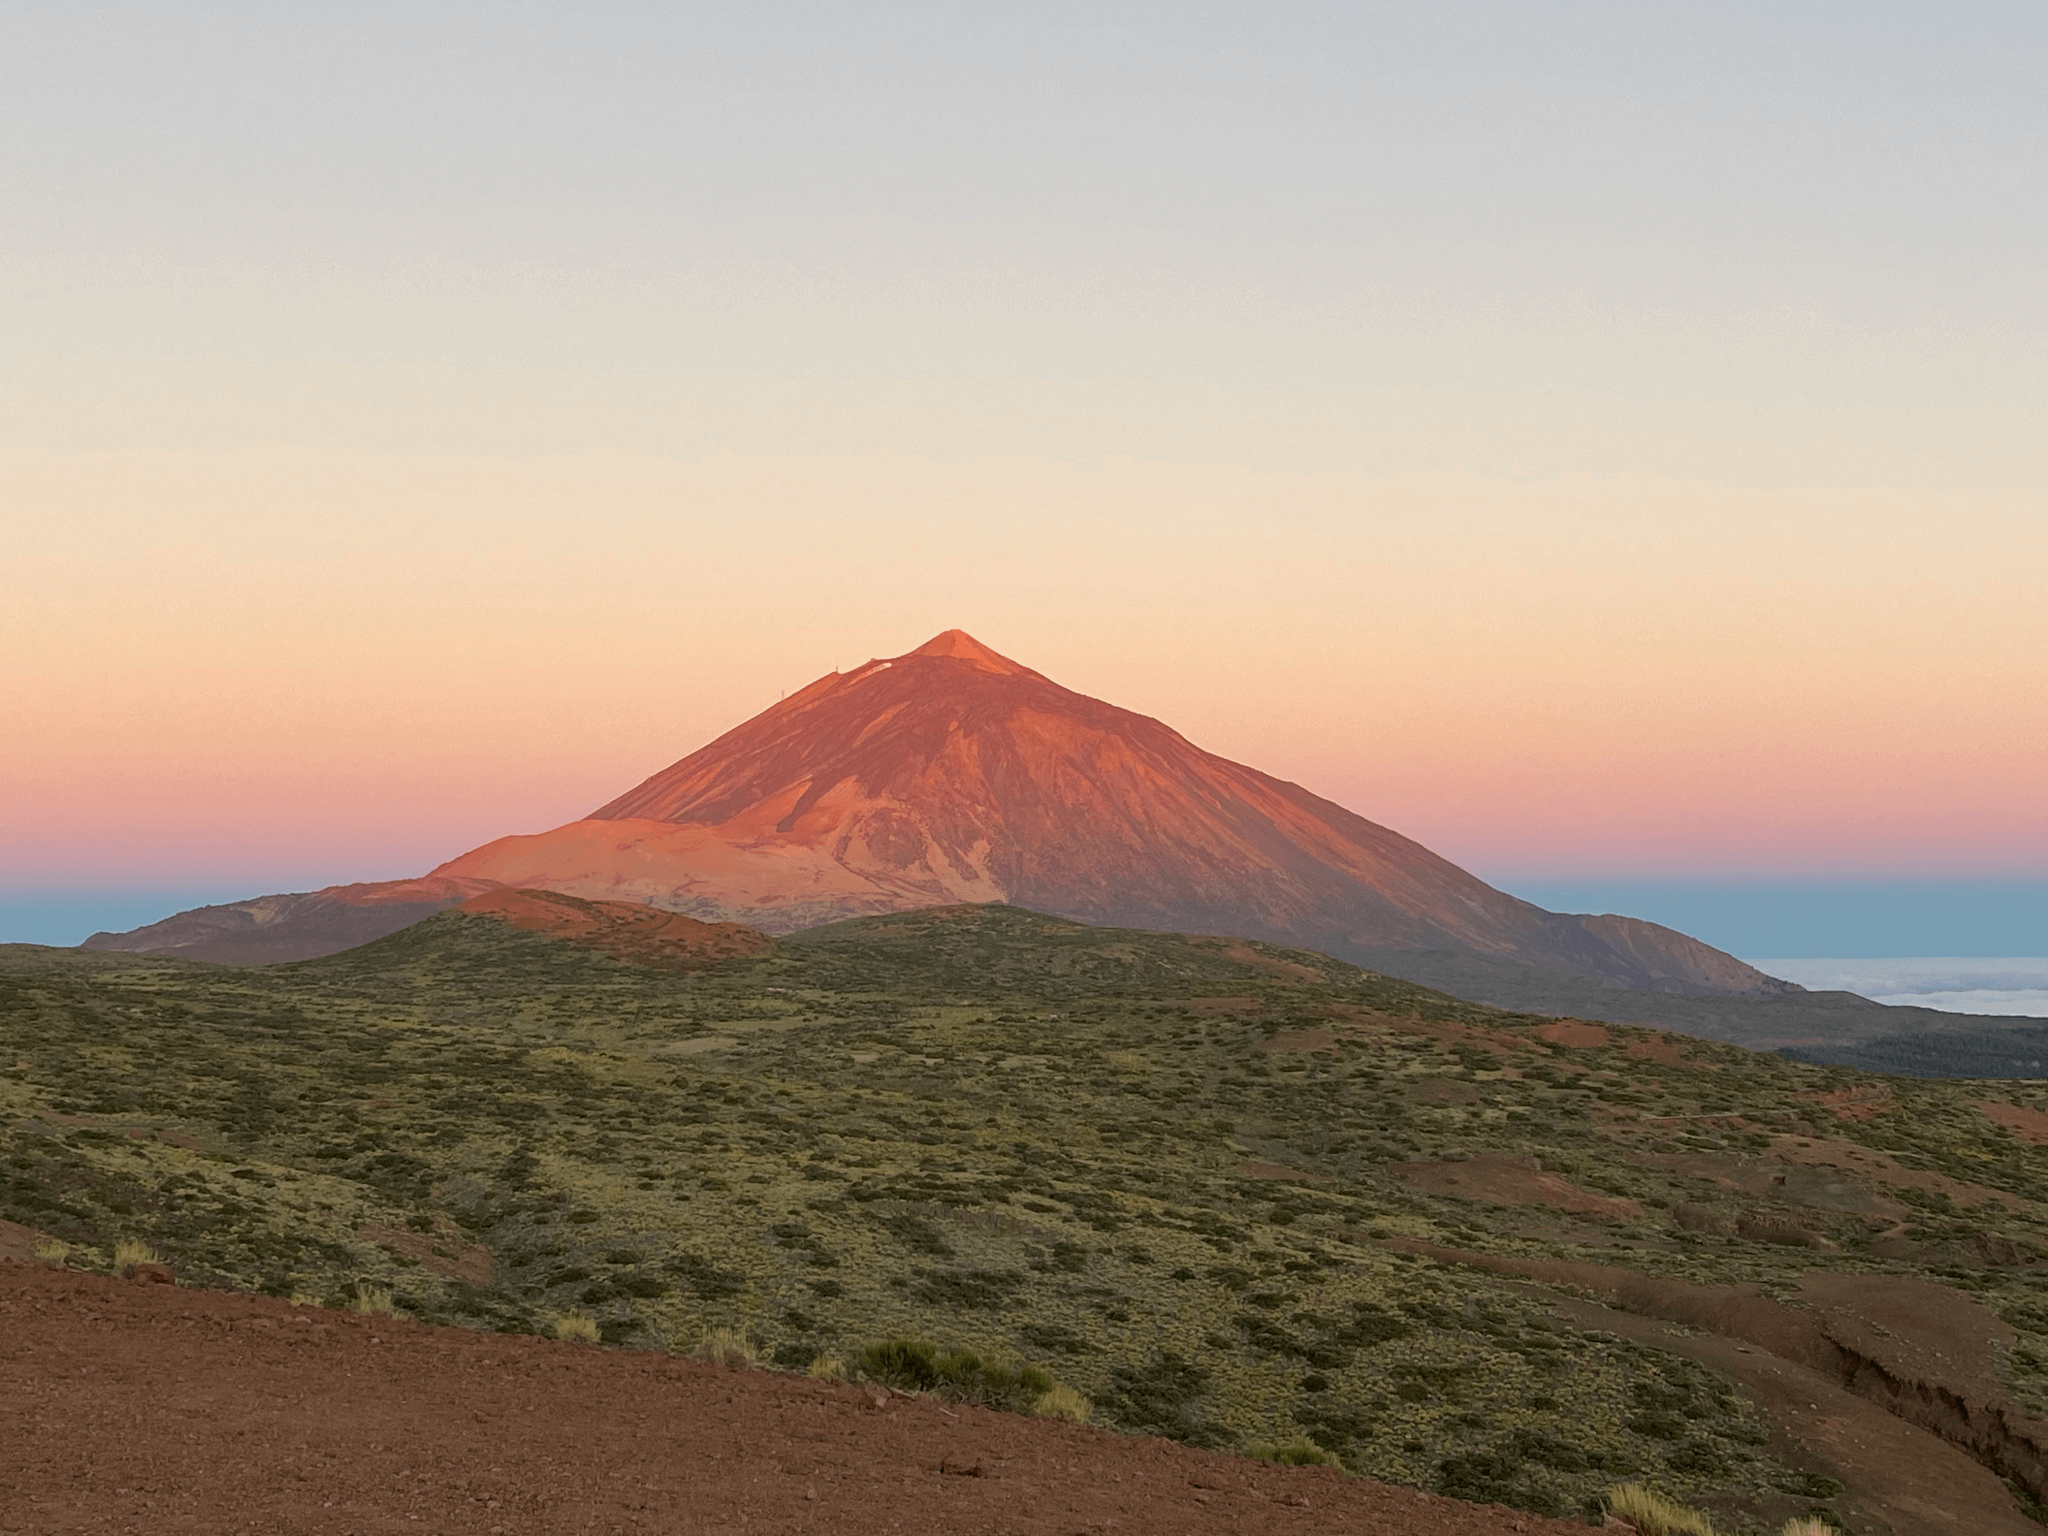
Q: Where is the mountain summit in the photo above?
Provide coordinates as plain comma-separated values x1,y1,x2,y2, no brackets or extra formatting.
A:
86,629,1793,1000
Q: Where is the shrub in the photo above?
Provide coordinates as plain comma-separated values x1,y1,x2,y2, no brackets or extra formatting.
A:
33,1238,69,1265
553,1310,600,1344
858,1337,943,1392
807,1352,849,1381
1779,1522,1838,1536
934,1350,1054,1412
112,1238,162,1274
1100,1353,1226,1448
1603,1482,1715,1536
853,1337,1076,1415
698,1326,756,1369
1769,1471,1844,1499
1247,1438,1339,1468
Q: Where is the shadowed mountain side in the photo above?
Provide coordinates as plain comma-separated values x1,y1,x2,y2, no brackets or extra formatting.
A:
79,877,497,965
1786,1024,2048,1079
1352,945,2048,1052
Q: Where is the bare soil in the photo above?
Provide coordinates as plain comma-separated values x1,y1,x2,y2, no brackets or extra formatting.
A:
2,1262,1586,1536
1386,1155,1642,1220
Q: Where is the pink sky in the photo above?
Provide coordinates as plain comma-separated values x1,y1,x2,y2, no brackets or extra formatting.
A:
7,451,2042,893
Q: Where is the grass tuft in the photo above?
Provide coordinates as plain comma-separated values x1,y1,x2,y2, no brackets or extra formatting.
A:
33,1238,71,1265
112,1238,162,1274
1247,1437,1340,1468
698,1326,756,1369
1603,1482,1716,1536
1777,1522,1837,1536
351,1282,396,1316
1031,1383,1092,1423
806,1352,849,1381
553,1310,601,1343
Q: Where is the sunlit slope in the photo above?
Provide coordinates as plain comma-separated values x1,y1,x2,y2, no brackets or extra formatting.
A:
440,630,1788,995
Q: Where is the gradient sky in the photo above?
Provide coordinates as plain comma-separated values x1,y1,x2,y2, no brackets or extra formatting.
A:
5,3,2046,911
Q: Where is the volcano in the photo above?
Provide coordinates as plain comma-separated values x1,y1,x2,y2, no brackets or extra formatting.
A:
85,629,1793,1001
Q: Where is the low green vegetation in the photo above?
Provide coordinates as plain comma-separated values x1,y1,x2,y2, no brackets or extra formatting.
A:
5,903,2048,1529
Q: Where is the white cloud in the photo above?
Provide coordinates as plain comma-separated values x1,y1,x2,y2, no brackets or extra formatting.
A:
1749,958,2048,1017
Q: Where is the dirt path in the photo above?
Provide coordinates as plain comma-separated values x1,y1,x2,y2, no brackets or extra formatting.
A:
2,1263,1582,1536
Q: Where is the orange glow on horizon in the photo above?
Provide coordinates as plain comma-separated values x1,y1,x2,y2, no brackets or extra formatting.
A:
5,448,2044,891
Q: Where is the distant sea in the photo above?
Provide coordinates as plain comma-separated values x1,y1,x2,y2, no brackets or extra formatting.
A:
1746,958,2048,1018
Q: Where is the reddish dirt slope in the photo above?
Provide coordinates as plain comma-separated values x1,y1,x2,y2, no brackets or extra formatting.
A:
456,887,772,969
1,1263,1581,1536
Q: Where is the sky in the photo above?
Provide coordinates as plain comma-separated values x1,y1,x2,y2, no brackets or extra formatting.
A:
4,3,2046,951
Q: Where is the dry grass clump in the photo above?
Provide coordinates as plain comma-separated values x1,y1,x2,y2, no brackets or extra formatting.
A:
698,1326,756,1369
1602,1483,1716,1536
553,1310,601,1344
33,1238,70,1265
111,1238,162,1273
1246,1437,1338,1468
350,1282,396,1316
1031,1383,1092,1423
1777,1522,1837,1536
806,1352,849,1381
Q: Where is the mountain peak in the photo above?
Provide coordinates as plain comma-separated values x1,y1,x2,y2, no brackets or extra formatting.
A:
898,629,1027,674
88,627,1793,1003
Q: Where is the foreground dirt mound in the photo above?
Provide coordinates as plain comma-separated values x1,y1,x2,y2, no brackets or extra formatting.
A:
455,887,772,970
1,1263,1584,1536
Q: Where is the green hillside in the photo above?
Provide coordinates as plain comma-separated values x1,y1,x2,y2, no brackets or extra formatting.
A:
5,904,2046,1530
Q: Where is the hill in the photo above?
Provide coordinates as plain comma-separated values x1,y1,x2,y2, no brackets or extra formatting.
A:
9,904,2048,1532
85,630,1792,1013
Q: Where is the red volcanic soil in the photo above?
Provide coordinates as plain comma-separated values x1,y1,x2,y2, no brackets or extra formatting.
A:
1977,1099,2048,1146
1386,1156,1643,1220
456,887,771,970
1,1262,1583,1536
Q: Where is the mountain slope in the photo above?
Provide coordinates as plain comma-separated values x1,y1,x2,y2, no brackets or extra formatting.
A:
87,629,1788,1000
432,630,1788,996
